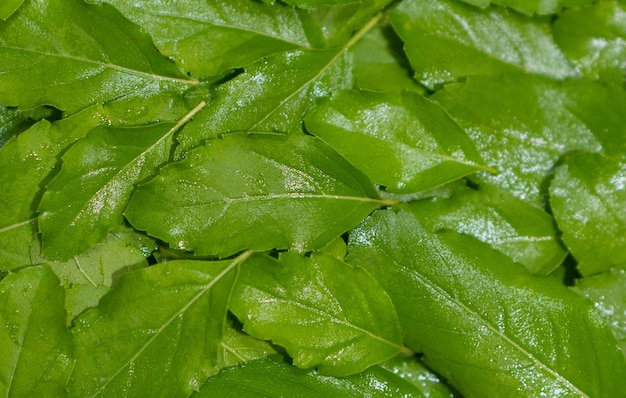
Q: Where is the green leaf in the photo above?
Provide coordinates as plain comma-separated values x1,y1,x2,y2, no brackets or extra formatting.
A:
405,186,567,275
47,225,154,324
96,0,310,78
279,0,362,8
38,102,205,260
68,252,250,398
554,1,626,83
380,355,455,398
572,266,626,359
175,47,353,154
389,0,577,89
347,210,626,397
126,132,388,257
0,107,109,271
217,319,279,372
0,0,23,20
195,357,426,397
230,251,403,376
549,152,626,276
458,0,593,15
0,0,196,113
350,23,423,93
304,89,492,194
0,266,72,397
432,74,602,208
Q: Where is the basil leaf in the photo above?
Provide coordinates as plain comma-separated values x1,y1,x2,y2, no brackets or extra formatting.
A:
68,252,249,397
195,357,426,397
554,1,626,83
96,0,310,78
0,0,195,113
175,47,352,154
405,186,567,275
390,0,576,89
572,266,626,359
549,152,626,276
304,89,492,194
432,74,602,207
217,320,279,371
458,0,593,15
380,355,455,398
0,107,109,271
0,266,72,397
350,23,423,93
38,102,205,260
126,133,388,257
47,225,154,324
230,252,403,376
0,0,23,20
348,210,626,397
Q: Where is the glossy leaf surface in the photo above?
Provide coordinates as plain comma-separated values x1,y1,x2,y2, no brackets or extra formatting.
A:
0,266,72,397
433,75,602,207
126,133,386,257
553,1,626,82
175,47,352,154
38,102,204,260
68,253,248,397
230,252,403,376
194,357,425,397
573,266,626,359
458,0,592,15
97,0,310,78
406,186,567,274
550,152,626,276
305,90,491,194
0,0,195,113
390,0,576,89
348,210,626,397
380,355,455,398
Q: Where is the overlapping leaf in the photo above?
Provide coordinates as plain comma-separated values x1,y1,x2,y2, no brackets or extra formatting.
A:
390,0,577,89
230,252,403,376
305,89,491,194
406,186,567,274
380,356,454,398
550,152,626,276
572,266,626,359
175,47,353,154
432,74,602,207
68,253,249,397
458,0,593,15
97,0,310,78
0,266,72,397
0,0,23,20
195,357,425,397
126,132,388,257
38,102,205,260
347,210,626,397
554,1,626,82
0,0,196,113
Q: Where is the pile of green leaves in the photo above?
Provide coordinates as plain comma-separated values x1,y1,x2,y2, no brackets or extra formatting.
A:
1,0,626,396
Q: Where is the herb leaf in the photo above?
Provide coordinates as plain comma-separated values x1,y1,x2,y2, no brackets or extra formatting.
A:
549,152,626,276
405,186,567,274
68,253,249,397
194,357,425,397
126,132,387,257
0,0,195,113
230,252,403,376
348,210,626,397
0,266,72,397
304,89,491,194
458,0,593,15
38,103,204,260
390,0,576,89
96,0,310,78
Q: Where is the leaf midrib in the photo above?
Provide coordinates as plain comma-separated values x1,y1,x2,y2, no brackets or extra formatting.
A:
376,243,590,397
1,45,199,86
181,193,395,209
90,250,251,397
